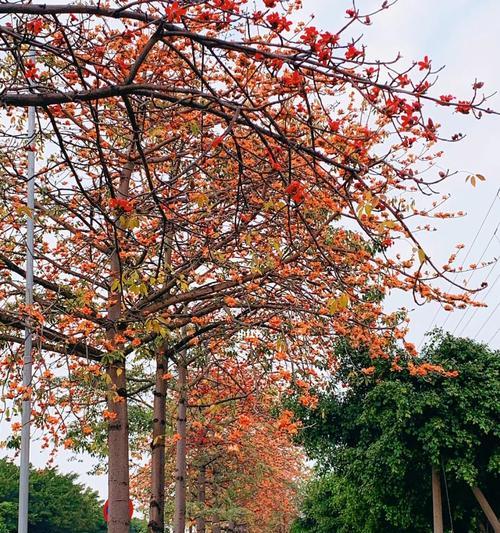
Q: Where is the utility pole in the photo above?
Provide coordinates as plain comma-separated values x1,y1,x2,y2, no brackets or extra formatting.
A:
432,467,444,533
472,487,500,533
18,49,36,533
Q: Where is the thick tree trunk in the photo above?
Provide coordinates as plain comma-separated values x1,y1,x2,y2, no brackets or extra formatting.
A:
106,162,133,533
106,360,130,533
196,464,206,533
174,361,188,533
148,349,168,532
432,467,443,533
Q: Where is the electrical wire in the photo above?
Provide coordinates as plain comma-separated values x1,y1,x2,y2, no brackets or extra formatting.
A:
487,326,500,345
452,225,499,334
456,266,500,337
419,189,500,346
474,300,500,340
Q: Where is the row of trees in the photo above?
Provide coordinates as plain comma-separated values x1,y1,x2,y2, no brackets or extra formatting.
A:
0,457,109,533
0,0,496,531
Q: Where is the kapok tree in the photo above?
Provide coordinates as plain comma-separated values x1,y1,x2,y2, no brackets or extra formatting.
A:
0,1,495,532
130,351,306,532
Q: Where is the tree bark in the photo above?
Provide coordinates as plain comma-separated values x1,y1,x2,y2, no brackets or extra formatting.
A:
211,467,221,533
106,360,130,533
196,464,206,533
148,349,168,532
106,162,133,533
174,360,188,533
432,467,443,533
472,486,500,533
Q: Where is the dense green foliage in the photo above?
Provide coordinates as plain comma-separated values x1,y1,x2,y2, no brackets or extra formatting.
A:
0,458,107,533
292,332,500,532
0,458,149,532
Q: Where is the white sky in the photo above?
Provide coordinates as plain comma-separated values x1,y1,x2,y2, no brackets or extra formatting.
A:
1,0,499,501
320,0,500,350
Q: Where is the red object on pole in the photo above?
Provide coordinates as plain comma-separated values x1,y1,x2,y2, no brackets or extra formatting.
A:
103,499,134,523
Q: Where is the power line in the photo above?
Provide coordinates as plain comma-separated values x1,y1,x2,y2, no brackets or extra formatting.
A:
420,189,500,346
487,326,500,345
474,300,500,340
455,265,500,337
451,224,499,335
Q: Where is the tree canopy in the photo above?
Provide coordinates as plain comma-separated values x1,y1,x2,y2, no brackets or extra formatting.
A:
291,332,500,532
0,1,497,531
0,458,107,533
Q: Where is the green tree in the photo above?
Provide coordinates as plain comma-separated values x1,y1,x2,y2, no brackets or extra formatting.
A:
0,458,107,533
292,332,500,532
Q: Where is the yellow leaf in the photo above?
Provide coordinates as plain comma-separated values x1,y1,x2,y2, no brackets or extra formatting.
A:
327,298,338,314
327,293,350,313
16,205,33,218
192,192,209,207
149,125,164,137
127,216,140,229
381,220,396,229
418,247,426,264
116,368,123,376
338,292,350,309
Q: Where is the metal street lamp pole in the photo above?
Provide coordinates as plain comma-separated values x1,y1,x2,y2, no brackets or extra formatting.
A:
18,49,36,533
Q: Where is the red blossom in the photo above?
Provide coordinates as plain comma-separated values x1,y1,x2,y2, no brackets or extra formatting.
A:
266,13,291,32
328,119,340,132
165,1,187,22
439,94,455,104
417,55,431,70
214,0,238,10
319,31,339,47
398,74,410,87
210,136,224,149
456,100,472,114
26,18,43,35
109,197,134,213
282,70,304,87
285,181,306,203
345,44,362,60
300,26,318,46
24,59,39,80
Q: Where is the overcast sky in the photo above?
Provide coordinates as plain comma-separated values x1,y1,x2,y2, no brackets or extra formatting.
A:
309,0,500,351
2,0,499,500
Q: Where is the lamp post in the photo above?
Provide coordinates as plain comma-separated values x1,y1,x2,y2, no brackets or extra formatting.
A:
18,49,36,533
